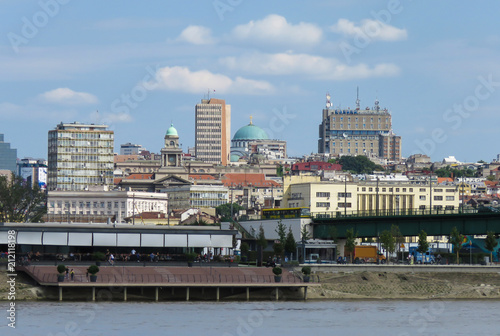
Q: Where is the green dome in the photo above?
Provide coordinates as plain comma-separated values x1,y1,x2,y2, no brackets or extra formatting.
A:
166,123,178,136
233,123,269,141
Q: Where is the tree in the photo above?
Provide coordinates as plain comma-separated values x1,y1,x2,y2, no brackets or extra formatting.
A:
275,220,287,244
0,173,46,222
449,227,464,264
273,242,284,259
484,231,498,264
215,202,243,220
417,230,429,254
339,156,384,174
284,226,296,258
276,165,284,177
256,224,267,266
486,175,496,182
300,225,311,241
345,228,357,263
391,225,405,262
380,230,396,263
240,242,250,258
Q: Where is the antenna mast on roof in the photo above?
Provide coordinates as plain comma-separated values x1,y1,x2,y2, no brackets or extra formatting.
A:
355,87,360,110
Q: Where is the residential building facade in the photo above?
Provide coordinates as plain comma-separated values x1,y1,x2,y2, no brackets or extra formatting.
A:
195,98,231,165
48,122,114,191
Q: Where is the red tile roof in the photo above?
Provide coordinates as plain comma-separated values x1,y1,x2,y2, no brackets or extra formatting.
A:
124,173,154,180
221,173,281,187
437,177,453,184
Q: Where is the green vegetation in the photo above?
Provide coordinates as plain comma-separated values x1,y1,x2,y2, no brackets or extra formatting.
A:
434,166,476,178
0,173,46,222
301,266,311,275
256,224,267,266
87,265,99,275
345,228,357,263
276,164,284,177
339,156,384,174
300,225,311,241
417,230,429,254
449,227,464,265
57,264,66,275
215,202,244,221
272,266,282,276
484,231,498,263
380,230,396,262
284,226,297,258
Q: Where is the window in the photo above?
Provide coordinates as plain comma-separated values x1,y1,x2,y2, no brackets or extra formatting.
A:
409,188,413,192
446,189,455,192
316,192,330,198
382,188,386,192
337,192,352,198
446,196,455,201
420,188,426,192
402,188,406,192
434,196,443,201
419,205,426,210
316,202,330,208
445,205,455,210
434,189,443,192
420,196,426,200
338,202,352,208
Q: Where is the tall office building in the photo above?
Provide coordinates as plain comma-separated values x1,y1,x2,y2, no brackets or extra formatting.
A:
195,98,231,165
47,122,114,191
318,92,402,161
0,133,17,173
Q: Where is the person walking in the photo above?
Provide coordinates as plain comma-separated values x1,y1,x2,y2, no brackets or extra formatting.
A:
70,269,75,281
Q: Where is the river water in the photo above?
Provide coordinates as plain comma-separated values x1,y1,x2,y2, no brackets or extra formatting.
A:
3,300,499,336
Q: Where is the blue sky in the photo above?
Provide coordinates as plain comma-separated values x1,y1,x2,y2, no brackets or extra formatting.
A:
1,0,499,163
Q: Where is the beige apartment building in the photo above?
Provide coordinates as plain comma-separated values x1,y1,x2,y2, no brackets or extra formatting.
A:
283,179,459,214
195,98,231,166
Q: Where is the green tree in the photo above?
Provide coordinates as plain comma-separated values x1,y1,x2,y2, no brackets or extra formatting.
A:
449,227,464,264
273,242,284,259
380,230,396,263
0,173,46,222
484,231,499,264
339,156,384,174
391,225,405,262
215,202,244,220
486,175,496,182
417,230,429,254
240,242,250,258
275,219,287,244
276,165,284,177
256,224,267,266
284,226,296,258
300,225,311,241
345,228,357,263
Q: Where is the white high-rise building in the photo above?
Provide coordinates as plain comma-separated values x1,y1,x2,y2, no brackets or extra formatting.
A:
48,122,114,191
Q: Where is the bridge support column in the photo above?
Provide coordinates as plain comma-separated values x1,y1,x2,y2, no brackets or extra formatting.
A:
246,287,250,301
124,287,127,302
155,287,159,302
186,287,190,301
275,288,279,301
216,287,220,301
304,286,308,301
59,287,62,301
92,287,95,302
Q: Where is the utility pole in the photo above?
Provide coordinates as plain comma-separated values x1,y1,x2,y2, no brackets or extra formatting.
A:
132,193,135,225
344,175,347,217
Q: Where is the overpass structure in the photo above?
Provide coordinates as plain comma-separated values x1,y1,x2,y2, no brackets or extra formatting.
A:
312,209,500,239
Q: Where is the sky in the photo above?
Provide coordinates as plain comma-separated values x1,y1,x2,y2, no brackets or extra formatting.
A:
1,0,500,163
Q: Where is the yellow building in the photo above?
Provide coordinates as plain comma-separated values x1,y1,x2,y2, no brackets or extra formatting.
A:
283,180,459,214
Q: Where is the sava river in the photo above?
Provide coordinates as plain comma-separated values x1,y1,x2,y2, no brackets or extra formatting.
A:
3,300,499,336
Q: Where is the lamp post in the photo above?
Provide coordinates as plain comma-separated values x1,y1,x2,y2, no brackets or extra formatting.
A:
344,175,347,217
376,177,379,216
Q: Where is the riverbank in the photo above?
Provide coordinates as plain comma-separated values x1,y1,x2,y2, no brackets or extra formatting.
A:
2,267,500,301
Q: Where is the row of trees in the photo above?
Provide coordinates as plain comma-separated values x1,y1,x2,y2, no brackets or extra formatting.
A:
0,173,46,222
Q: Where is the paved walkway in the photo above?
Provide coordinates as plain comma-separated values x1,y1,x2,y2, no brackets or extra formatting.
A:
17,265,306,285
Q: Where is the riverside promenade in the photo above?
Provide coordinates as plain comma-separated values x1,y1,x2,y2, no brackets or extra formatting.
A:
16,264,319,302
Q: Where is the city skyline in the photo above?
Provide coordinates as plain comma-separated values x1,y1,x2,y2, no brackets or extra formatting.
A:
1,1,500,163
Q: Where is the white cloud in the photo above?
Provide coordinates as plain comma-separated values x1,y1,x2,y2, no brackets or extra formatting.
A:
230,14,322,47
178,25,216,45
331,18,407,41
220,52,400,80
151,66,274,95
90,110,133,124
39,88,98,105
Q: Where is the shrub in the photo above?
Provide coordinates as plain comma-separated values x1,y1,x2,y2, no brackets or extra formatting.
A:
92,252,106,261
272,266,282,276
57,264,66,274
87,265,99,275
301,266,311,275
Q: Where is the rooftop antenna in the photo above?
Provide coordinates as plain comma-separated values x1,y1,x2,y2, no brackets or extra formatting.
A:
355,86,360,110
326,92,332,109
